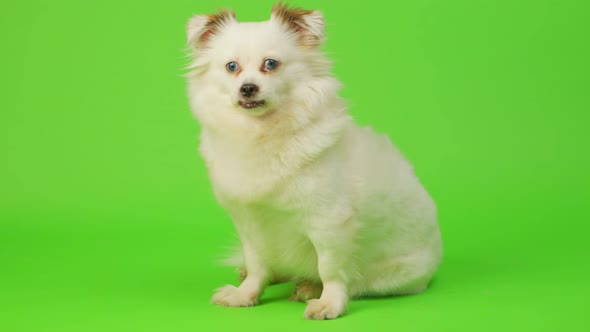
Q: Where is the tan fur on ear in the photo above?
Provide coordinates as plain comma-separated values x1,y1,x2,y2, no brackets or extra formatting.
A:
271,2,325,48
187,10,236,46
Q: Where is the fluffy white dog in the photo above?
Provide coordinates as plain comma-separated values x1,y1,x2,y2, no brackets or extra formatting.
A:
185,3,442,320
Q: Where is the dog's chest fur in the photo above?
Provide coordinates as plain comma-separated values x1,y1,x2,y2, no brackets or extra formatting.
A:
200,128,346,279
204,140,302,204
200,117,346,204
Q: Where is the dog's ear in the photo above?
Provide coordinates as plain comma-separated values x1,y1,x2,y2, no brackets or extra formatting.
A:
271,3,325,48
187,10,236,47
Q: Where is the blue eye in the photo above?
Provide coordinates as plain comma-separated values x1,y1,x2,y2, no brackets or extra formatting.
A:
226,61,239,73
264,58,279,71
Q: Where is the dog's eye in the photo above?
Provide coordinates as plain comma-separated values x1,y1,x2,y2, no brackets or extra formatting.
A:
226,61,239,73
264,59,280,71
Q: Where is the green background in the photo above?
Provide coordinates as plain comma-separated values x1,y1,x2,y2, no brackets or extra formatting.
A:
1,0,589,331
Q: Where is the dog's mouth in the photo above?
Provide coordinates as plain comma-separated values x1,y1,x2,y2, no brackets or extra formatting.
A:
239,100,265,109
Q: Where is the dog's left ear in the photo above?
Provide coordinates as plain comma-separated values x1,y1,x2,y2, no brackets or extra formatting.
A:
187,10,236,47
271,3,325,48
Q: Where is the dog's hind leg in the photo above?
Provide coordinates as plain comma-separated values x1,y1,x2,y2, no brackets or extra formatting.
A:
289,280,323,302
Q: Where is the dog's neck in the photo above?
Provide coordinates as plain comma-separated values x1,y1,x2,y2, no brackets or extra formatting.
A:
198,105,349,203
201,104,348,162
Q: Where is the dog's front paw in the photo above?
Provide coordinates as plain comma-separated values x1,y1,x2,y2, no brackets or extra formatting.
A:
211,285,258,307
304,298,346,320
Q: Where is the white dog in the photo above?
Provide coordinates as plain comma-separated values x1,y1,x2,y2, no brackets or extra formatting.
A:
185,3,442,320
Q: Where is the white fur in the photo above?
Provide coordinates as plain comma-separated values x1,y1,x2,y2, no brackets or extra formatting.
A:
186,7,442,320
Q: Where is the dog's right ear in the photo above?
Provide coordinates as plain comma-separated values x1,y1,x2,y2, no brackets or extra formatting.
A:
186,11,236,47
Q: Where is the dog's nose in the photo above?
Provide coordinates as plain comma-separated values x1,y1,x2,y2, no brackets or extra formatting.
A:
240,84,259,98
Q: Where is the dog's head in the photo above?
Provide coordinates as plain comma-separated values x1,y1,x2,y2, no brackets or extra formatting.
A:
186,3,330,119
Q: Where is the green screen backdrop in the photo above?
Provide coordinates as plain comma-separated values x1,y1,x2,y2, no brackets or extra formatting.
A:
1,0,588,331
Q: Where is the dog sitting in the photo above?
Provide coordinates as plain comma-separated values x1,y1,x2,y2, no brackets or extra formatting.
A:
185,3,442,319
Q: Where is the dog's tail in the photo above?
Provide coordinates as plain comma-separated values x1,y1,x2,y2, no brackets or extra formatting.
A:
217,245,246,282
218,245,244,267
218,246,290,284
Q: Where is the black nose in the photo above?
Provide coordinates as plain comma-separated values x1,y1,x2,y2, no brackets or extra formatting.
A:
240,84,259,98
